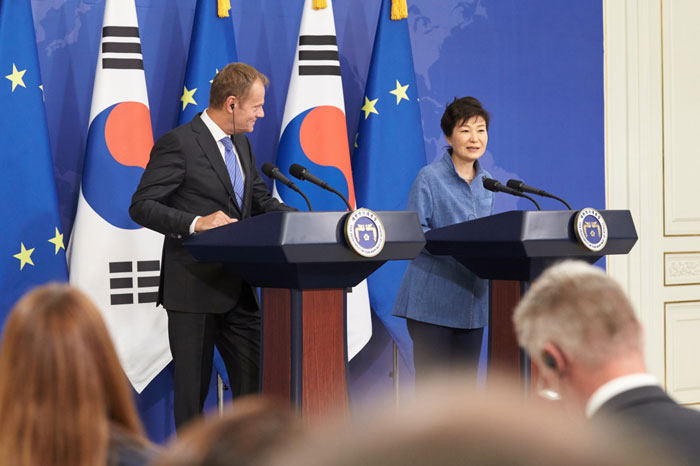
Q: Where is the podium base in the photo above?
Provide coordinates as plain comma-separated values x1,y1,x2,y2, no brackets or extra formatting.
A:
261,288,349,419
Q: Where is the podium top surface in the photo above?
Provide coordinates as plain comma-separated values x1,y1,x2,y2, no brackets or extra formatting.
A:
425,209,638,259
185,210,426,265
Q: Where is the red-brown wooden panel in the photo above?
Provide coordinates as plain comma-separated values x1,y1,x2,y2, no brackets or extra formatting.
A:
261,288,291,403
301,289,348,420
489,280,521,374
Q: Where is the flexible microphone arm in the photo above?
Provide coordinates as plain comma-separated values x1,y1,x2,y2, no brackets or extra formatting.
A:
261,163,313,211
506,179,571,210
483,178,541,210
289,163,352,211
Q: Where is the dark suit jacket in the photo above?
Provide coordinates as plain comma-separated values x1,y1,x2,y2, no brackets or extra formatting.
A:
130,113,294,314
593,385,700,464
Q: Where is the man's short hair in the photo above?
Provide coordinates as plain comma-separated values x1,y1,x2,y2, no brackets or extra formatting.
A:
209,62,269,109
513,260,642,368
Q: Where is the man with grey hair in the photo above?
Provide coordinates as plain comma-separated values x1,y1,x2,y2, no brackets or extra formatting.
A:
513,260,700,463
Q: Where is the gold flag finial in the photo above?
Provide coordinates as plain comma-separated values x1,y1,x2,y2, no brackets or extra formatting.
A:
217,0,231,18
391,0,408,20
313,0,328,9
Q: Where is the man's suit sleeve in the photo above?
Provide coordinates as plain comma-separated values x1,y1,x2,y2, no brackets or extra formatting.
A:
130,131,197,237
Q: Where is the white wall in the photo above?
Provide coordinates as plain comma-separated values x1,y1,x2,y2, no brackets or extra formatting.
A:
605,0,700,405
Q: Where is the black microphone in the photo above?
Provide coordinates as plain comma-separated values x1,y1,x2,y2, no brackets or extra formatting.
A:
289,163,352,211
506,179,572,210
483,177,541,210
261,163,313,211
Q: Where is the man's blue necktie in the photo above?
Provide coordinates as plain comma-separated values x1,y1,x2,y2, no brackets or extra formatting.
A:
221,136,244,209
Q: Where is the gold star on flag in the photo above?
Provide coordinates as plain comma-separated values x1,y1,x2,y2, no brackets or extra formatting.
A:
48,227,65,254
13,242,35,270
210,68,220,84
361,96,379,119
354,132,358,148
5,64,27,92
389,80,409,104
181,86,197,111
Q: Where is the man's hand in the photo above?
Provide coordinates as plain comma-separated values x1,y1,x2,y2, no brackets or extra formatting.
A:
195,211,238,232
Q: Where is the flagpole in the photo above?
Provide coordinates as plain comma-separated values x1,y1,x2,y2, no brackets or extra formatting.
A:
217,374,224,415
392,341,400,408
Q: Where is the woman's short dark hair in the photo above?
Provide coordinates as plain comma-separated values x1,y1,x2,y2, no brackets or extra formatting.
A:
440,96,490,137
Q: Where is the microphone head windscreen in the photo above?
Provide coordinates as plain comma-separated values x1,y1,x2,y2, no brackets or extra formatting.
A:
261,162,275,177
482,177,499,192
506,179,524,191
289,163,306,180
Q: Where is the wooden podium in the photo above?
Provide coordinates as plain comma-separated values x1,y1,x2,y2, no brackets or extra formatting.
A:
185,211,425,418
424,210,638,377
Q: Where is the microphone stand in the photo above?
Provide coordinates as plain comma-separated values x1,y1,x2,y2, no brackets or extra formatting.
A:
520,193,541,211
544,194,571,210
294,188,314,212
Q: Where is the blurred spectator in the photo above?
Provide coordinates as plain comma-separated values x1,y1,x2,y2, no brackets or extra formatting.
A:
153,396,302,466
259,374,685,466
514,260,700,464
0,284,156,466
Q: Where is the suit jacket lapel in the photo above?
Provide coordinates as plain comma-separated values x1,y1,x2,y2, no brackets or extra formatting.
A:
191,114,241,216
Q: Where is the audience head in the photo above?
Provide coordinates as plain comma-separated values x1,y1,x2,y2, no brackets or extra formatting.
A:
0,283,145,466
153,396,302,466
260,374,681,466
513,260,645,412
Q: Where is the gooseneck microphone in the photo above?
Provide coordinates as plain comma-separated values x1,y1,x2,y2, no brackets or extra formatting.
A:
506,179,572,210
483,177,541,210
261,163,313,211
289,163,352,211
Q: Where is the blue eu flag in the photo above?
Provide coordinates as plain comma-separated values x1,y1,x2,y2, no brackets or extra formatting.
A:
178,0,238,126
0,0,68,325
352,0,427,372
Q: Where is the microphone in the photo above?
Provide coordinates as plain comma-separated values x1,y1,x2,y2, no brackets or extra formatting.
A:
289,163,352,211
261,163,313,211
506,179,572,210
483,177,541,210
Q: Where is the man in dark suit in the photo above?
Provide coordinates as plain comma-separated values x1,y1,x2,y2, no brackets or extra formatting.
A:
513,260,700,464
130,63,294,428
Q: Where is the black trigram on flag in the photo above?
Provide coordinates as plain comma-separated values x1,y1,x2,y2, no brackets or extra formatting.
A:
102,26,143,70
108,260,159,306
298,35,341,76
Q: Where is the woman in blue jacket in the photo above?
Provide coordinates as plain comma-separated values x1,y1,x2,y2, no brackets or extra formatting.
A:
393,96,494,383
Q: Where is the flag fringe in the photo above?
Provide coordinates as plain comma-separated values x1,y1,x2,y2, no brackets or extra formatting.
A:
217,0,230,18
313,0,327,10
391,0,408,20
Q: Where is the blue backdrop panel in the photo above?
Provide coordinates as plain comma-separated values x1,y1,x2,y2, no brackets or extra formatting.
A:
29,0,603,443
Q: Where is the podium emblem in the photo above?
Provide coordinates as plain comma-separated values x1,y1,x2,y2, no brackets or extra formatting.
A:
344,208,386,257
575,208,608,252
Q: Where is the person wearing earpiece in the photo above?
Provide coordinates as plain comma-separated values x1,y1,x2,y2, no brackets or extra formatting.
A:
513,260,700,464
392,97,494,385
130,63,295,429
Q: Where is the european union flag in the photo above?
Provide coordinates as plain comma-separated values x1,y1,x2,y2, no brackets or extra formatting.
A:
0,0,68,324
352,0,426,372
178,0,238,126
178,0,239,386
